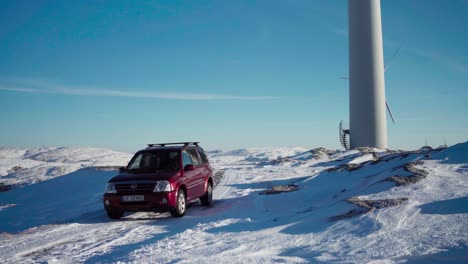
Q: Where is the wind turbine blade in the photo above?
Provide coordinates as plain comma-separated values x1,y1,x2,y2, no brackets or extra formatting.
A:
385,99,396,124
384,43,401,125
392,45,402,58
384,43,403,73
384,64,390,73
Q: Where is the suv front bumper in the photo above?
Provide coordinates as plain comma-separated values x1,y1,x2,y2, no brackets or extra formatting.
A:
103,191,177,212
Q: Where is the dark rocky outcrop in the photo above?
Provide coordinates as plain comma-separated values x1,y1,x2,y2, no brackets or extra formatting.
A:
386,161,428,186
330,197,408,221
260,184,299,195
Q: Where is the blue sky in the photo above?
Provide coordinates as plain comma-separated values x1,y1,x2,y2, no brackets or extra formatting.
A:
0,0,467,152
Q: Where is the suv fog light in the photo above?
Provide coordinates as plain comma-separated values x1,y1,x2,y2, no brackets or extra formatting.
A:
104,200,110,206
161,198,168,204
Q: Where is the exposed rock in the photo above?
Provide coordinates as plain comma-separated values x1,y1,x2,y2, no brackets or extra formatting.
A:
93,166,122,171
213,170,225,187
260,184,299,195
310,147,329,159
329,208,368,221
0,183,12,192
347,197,408,210
356,147,378,155
386,161,428,186
267,157,291,165
7,165,23,174
326,163,363,173
330,197,408,221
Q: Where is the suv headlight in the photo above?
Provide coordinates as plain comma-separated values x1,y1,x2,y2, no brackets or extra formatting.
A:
105,183,117,193
153,181,172,192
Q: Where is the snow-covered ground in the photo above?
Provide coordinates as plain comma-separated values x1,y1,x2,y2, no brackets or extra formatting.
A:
0,147,132,188
0,143,467,263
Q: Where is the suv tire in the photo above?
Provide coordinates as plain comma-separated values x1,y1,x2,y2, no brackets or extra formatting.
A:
106,209,124,219
171,189,186,217
200,181,213,206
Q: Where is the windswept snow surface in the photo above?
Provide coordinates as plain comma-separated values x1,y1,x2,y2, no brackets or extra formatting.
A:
0,144,467,263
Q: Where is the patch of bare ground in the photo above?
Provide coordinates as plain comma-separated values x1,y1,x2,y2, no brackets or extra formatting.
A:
213,170,225,187
385,161,428,186
268,157,291,165
355,147,379,157
329,208,368,221
260,184,299,195
7,165,23,174
310,147,334,159
326,163,363,173
93,166,122,171
0,232,14,238
0,183,12,192
347,197,409,210
268,147,334,166
330,197,408,221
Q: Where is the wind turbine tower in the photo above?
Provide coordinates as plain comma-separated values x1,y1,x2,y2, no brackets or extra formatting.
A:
348,0,388,148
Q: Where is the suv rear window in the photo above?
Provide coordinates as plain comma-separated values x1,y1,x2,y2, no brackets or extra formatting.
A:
127,151,180,172
182,151,192,167
187,149,200,166
197,148,209,164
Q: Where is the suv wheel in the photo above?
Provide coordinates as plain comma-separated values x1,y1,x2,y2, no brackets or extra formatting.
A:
106,209,124,219
200,181,213,206
171,189,186,217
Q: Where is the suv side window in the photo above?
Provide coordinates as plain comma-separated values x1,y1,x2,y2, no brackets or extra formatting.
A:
187,149,200,166
182,151,192,167
128,154,143,170
197,148,208,164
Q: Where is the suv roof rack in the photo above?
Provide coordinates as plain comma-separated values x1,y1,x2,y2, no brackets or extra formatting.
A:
147,142,199,148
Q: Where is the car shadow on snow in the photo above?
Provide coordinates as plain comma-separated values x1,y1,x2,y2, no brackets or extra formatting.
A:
71,198,223,224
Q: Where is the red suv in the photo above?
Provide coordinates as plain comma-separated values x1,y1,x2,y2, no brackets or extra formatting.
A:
103,142,214,219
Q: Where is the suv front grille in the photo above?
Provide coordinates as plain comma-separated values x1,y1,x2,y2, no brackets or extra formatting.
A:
115,183,156,194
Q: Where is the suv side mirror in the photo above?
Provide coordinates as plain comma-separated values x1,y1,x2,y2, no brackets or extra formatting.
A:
119,167,126,173
184,164,195,171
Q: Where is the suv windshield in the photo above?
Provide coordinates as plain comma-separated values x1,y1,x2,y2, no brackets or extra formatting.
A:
127,151,180,172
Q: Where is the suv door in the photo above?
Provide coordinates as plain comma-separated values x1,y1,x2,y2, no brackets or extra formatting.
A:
187,149,206,198
182,150,203,201
195,147,212,188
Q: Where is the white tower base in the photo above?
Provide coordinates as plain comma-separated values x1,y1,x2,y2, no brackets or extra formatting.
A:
348,0,388,149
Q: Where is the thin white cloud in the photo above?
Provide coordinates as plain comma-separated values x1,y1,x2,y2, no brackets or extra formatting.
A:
409,48,468,74
0,87,37,93
0,80,275,101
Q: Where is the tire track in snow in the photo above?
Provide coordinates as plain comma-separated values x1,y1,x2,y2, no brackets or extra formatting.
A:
0,217,164,263
213,169,244,200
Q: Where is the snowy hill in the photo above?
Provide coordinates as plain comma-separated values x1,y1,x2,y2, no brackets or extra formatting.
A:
0,144,467,263
0,147,132,189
